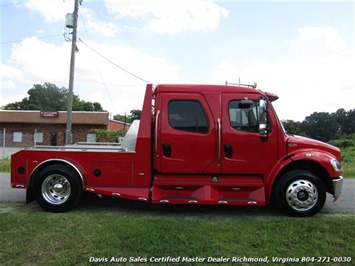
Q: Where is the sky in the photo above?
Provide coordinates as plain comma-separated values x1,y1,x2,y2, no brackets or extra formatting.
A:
1,0,354,121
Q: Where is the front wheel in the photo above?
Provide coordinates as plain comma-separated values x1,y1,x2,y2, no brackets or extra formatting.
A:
273,170,326,217
34,164,83,212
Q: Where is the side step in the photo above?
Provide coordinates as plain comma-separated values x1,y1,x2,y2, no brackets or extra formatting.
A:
85,187,150,202
151,183,265,206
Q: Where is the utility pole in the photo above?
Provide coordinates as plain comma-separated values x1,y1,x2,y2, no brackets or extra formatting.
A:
65,0,79,145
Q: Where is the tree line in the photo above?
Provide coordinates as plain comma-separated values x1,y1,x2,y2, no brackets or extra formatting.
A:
2,83,104,112
282,108,355,142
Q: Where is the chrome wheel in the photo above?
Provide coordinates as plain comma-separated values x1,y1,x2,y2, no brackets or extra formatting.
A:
286,179,318,212
41,174,71,205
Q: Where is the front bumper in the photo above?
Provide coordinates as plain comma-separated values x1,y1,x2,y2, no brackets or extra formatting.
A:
332,176,343,202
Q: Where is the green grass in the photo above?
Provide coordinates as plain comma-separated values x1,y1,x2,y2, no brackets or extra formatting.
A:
0,202,354,266
341,146,355,177
0,158,10,173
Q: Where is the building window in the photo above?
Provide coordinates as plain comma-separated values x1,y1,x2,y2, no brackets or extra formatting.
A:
13,132,23,142
86,133,97,142
34,132,44,143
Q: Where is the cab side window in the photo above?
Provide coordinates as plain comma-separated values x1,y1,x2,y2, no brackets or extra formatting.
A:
168,100,209,134
229,100,260,133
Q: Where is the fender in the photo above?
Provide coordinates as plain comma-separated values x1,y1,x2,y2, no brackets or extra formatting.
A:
29,158,87,189
264,149,342,204
288,149,341,177
264,156,293,204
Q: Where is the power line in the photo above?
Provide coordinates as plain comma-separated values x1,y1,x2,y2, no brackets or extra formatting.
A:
97,71,117,115
78,38,154,84
1,34,64,45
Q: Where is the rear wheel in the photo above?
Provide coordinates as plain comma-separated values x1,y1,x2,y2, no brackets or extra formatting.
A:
273,170,326,217
34,164,83,212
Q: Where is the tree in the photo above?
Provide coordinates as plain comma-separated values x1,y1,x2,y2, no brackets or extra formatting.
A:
130,109,142,121
113,109,142,124
2,82,104,112
3,83,67,110
332,108,347,136
281,120,304,135
328,108,355,136
301,112,339,142
343,109,355,135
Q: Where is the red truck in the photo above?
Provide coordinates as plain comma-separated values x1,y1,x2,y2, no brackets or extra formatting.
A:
11,84,343,216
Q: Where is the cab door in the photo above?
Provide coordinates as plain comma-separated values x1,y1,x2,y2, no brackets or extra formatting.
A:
156,93,219,174
221,93,278,174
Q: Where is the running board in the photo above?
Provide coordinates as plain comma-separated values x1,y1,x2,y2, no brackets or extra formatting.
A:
151,184,265,205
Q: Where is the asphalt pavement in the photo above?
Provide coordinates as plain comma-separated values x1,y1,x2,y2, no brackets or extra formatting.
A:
0,173,26,202
0,172,354,214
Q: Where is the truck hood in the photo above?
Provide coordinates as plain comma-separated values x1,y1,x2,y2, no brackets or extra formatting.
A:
287,135,341,161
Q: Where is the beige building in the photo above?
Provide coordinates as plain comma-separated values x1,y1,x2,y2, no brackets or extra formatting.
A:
0,110,110,147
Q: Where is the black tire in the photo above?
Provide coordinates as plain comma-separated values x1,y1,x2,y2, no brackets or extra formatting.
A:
273,170,326,217
34,164,83,212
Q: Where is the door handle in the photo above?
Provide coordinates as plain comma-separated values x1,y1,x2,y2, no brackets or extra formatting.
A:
224,144,233,158
162,143,171,157
217,118,221,166
155,110,160,157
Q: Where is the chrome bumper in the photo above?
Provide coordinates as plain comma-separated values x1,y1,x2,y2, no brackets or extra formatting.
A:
332,176,343,202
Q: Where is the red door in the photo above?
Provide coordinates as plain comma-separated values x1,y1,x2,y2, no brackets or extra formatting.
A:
221,93,278,174
156,93,219,174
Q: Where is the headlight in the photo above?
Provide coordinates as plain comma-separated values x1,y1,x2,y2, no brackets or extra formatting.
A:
330,159,342,172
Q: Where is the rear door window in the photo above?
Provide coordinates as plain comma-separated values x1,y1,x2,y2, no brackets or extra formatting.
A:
168,100,209,134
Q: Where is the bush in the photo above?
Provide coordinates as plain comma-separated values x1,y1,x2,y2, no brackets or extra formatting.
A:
0,159,10,172
93,129,128,143
329,139,354,148
328,133,355,149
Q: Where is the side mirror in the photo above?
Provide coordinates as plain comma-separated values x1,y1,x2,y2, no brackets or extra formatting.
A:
259,99,267,121
259,98,268,141
259,124,267,135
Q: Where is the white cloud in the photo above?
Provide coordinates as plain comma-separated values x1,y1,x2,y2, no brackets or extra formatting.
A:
23,0,229,36
1,62,27,106
9,37,70,84
290,26,347,51
211,59,248,85
79,8,120,37
1,80,15,90
105,0,229,34
1,62,24,81
22,1,119,37
23,0,73,22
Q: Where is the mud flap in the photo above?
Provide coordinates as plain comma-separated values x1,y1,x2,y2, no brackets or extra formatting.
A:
26,187,35,204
